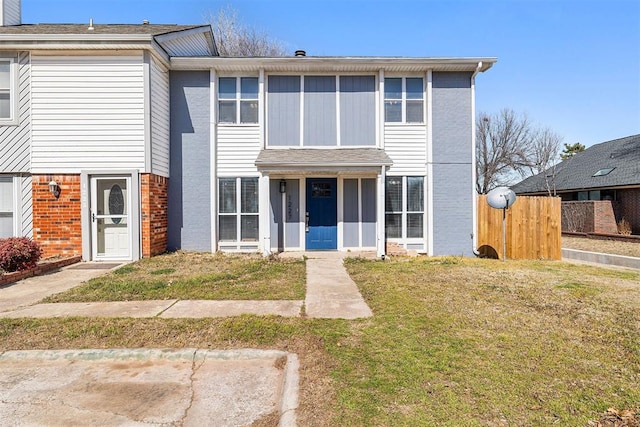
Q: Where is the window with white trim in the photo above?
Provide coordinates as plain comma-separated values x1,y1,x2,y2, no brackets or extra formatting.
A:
218,177,259,243
384,77,424,123
218,77,259,124
0,56,16,123
385,176,424,239
0,177,15,238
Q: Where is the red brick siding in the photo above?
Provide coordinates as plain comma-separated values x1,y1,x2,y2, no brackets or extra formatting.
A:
32,175,82,258
141,173,168,257
593,200,618,234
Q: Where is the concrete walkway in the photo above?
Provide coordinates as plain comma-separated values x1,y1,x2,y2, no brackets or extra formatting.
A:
0,252,374,319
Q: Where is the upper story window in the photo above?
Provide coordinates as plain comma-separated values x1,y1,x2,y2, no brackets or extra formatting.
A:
384,77,424,123
0,56,17,124
218,77,259,124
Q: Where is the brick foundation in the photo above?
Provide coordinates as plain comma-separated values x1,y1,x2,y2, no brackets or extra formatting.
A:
32,175,82,258
141,173,168,257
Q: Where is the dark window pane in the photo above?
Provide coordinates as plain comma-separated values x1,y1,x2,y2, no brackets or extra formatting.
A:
407,213,423,238
407,177,424,211
219,216,237,241
240,100,258,123
384,78,402,99
219,178,236,213
241,178,258,213
406,101,423,123
406,78,423,99
311,183,331,198
241,77,258,99
385,101,402,122
385,177,402,212
218,77,236,99
385,214,401,238
241,215,259,241
218,101,236,123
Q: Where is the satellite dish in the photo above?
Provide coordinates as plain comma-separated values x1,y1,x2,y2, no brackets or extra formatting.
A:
487,187,517,209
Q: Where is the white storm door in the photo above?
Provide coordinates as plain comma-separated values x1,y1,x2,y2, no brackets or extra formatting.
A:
90,176,131,260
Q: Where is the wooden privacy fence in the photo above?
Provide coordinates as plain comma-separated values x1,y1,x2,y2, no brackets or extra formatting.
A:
477,195,562,260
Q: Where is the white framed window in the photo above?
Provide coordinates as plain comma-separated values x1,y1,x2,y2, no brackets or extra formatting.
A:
0,176,15,238
218,177,259,243
385,176,424,239
0,54,18,125
218,77,259,124
384,77,424,123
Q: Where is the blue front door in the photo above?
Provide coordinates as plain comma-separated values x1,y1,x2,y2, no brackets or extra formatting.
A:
306,178,337,250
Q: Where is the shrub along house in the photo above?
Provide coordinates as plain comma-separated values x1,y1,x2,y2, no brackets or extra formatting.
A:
0,0,496,261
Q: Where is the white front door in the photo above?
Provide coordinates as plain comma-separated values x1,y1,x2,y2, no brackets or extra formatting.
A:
90,176,131,260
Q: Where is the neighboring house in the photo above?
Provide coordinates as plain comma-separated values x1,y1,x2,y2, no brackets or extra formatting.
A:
512,134,640,234
0,0,496,261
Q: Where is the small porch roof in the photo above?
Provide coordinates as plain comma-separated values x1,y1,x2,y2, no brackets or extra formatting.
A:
255,148,392,173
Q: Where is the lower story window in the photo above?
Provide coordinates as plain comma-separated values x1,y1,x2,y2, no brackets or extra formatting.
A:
0,176,14,238
385,176,424,239
219,177,259,242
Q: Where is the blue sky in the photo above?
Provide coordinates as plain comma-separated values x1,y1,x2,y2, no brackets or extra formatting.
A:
23,0,640,148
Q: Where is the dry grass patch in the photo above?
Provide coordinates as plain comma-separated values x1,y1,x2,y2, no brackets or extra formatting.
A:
43,252,306,302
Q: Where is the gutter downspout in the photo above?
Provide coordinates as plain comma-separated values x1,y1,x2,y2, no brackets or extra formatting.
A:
471,61,482,257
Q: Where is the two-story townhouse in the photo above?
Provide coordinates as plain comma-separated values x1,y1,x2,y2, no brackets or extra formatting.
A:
0,0,496,261
169,56,495,258
0,0,215,261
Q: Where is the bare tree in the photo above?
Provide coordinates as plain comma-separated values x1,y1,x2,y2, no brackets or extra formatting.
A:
476,109,563,195
205,6,288,57
475,109,532,194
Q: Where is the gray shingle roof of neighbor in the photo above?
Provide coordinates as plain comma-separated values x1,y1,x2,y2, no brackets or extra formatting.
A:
255,148,393,167
512,134,640,194
0,23,209,36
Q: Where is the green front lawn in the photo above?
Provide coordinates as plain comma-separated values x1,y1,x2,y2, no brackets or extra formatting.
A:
42,252,306,302
3,256,638,425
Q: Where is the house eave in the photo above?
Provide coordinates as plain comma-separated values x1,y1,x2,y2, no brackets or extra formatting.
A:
171,56,497,72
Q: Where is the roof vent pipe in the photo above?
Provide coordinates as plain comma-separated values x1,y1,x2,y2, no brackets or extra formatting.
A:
294,50,306,57
88,18,94,31
142,19,149,25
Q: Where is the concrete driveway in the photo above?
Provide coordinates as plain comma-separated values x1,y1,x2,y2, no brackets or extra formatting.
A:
0,348,298,426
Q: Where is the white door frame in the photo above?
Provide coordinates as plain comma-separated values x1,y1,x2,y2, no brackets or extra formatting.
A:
80,171,141,261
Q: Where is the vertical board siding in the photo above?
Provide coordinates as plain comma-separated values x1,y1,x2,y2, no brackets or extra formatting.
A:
284,179,300,248
384,125,427,175
30,55,146,173
168,71,211,252
343,179,359,247
362,178,376,247
304,76,336,146
267,76,300,146
19,174,32,237
0,52,30,173
270,180,283,251
340,76,375,146
150,58,170,177
477,195,561,260
216,126,261,176
431,72,473,256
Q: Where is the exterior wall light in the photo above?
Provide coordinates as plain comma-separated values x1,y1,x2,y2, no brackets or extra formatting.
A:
279,179,286,194
49,180,60,198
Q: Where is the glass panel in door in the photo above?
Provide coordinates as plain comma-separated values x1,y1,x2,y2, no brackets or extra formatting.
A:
92,177,130,259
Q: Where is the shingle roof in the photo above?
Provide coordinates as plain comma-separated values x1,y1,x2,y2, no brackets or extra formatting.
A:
255,148,393,169
0,23,207,36
512,134,640,194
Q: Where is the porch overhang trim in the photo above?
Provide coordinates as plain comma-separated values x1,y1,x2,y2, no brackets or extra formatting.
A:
255,148,392,173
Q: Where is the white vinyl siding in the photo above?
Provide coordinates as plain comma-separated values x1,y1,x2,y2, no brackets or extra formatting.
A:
150,58,170,177
1,0,21,26
216,126,261,176
18,174,32,237
384,124,427,175
30,55,145,173
0,52,30,172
